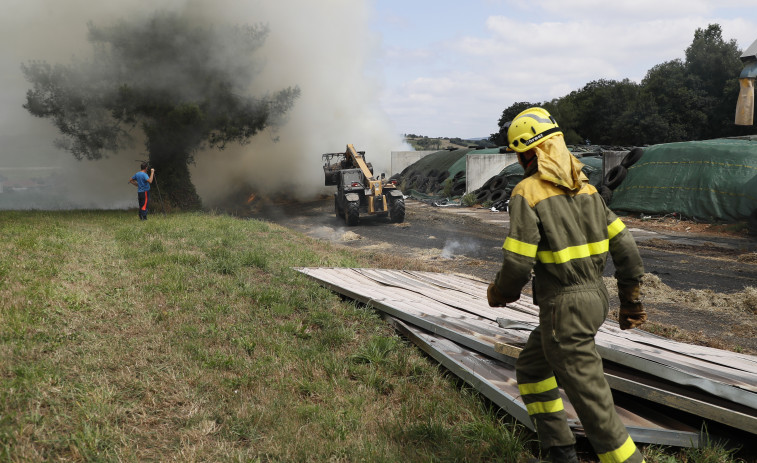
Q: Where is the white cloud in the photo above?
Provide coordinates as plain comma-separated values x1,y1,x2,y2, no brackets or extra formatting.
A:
377,1,757,137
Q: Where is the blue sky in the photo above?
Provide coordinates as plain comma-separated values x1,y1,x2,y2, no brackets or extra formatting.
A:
369,0,757,138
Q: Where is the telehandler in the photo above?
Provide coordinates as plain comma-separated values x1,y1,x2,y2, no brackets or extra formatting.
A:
323,144,405,226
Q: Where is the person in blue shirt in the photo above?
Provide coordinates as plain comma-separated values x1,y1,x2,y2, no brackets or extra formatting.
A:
129,162,155,220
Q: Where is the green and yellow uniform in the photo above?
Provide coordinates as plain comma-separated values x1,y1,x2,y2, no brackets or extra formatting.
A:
492,135,645,463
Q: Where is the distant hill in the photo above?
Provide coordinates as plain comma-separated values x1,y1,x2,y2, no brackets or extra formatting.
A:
403,135,497,151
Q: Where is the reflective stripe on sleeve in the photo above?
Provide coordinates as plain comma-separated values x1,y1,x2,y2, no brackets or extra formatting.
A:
518,376,558,396
597,435,638,463
503,236,538,258
607,218,626,239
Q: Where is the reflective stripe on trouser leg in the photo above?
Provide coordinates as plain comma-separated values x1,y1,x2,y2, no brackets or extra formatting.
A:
541,287,643,463
516,325,575,449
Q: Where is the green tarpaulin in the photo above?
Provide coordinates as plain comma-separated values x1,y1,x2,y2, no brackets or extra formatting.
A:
610,139,757,222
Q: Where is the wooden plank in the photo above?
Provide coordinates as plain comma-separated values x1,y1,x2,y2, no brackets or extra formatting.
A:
386,315,702,447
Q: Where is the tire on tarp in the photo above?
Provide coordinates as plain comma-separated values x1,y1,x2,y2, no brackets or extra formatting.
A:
475,189,492,203
489,189,506,203
604,165,627,190
599,185,613,205
749,210,757,236
489,174,507,191
451,180,466,196
620,147,644,168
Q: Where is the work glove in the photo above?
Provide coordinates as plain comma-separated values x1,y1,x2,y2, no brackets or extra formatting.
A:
618,282,647,330
487,283,517,307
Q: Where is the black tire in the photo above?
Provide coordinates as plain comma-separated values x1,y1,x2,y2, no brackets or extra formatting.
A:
748,210,757,236
604,165,627,190
389,197,405,223
451,180,466,196
489,189,506,203
335,195,343,217
475,189,492,203
437,170,450,182
599,185,613,205
479,176,495,191
620,147,644,168
345,201,359,226
453,170,465,181
488,175,507,191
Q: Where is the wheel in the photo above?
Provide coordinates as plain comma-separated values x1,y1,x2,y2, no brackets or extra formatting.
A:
604,165,627,190
620,147,644,168
345,201,359,226
389,197,405,223
334,195,343,217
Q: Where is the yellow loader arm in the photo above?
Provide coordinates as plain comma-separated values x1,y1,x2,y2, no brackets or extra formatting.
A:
345,143,384,197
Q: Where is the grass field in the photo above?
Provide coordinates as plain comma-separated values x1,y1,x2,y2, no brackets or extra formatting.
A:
0,211,744,462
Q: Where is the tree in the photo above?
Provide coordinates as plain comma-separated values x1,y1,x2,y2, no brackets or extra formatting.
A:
684,24,747,138
489,101,535,146
22,12,300,209
639,59,707,142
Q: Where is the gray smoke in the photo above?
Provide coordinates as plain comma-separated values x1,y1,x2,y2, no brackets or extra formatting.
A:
0,0,407,210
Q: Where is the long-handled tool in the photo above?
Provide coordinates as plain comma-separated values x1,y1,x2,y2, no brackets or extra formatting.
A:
153,173,167,217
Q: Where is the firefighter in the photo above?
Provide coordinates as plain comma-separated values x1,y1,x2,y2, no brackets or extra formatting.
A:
487,107,647,463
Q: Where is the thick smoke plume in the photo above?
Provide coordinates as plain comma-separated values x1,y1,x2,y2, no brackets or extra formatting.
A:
0,0,406,209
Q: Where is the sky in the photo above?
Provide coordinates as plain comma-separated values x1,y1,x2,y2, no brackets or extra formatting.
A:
0,0,756,209
370,0,757,138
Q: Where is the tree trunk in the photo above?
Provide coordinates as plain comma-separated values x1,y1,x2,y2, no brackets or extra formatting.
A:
147,138,202,211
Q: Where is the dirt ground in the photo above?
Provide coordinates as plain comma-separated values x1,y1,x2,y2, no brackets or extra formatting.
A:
248,196,757,355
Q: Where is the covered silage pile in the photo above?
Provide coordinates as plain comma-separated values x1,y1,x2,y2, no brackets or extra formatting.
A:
610,138,757,223
393,148,471,198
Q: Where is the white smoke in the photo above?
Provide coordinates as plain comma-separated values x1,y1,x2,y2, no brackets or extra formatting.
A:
441,239,480,259
0,0,408,209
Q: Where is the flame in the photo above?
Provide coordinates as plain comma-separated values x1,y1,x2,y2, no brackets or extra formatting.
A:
246,193,256,204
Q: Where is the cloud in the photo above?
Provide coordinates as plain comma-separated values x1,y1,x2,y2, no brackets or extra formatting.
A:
377,1,757,137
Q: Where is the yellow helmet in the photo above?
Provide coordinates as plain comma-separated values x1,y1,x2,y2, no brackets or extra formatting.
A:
507,107,562,153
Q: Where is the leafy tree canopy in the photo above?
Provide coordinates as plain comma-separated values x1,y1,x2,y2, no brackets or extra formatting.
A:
22,11,300,208
490,24,753,148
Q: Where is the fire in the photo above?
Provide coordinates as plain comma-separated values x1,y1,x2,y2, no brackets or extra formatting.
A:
246,193,256,204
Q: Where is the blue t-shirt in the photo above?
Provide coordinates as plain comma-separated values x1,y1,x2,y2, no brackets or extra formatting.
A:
132,171,151,192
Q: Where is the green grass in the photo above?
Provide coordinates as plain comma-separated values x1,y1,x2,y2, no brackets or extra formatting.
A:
0,210,533,462
0,211,747,462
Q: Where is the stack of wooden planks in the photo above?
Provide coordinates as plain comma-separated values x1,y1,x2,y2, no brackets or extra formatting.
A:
296,267,757,448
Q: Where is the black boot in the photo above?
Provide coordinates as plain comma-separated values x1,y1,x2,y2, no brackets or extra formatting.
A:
548,445,579,463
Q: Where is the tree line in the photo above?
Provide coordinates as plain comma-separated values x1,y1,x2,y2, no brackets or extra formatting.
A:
490,24,755,147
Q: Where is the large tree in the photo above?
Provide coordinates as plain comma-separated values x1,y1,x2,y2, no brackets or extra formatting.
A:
22,11,300,209
489,101,535,146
